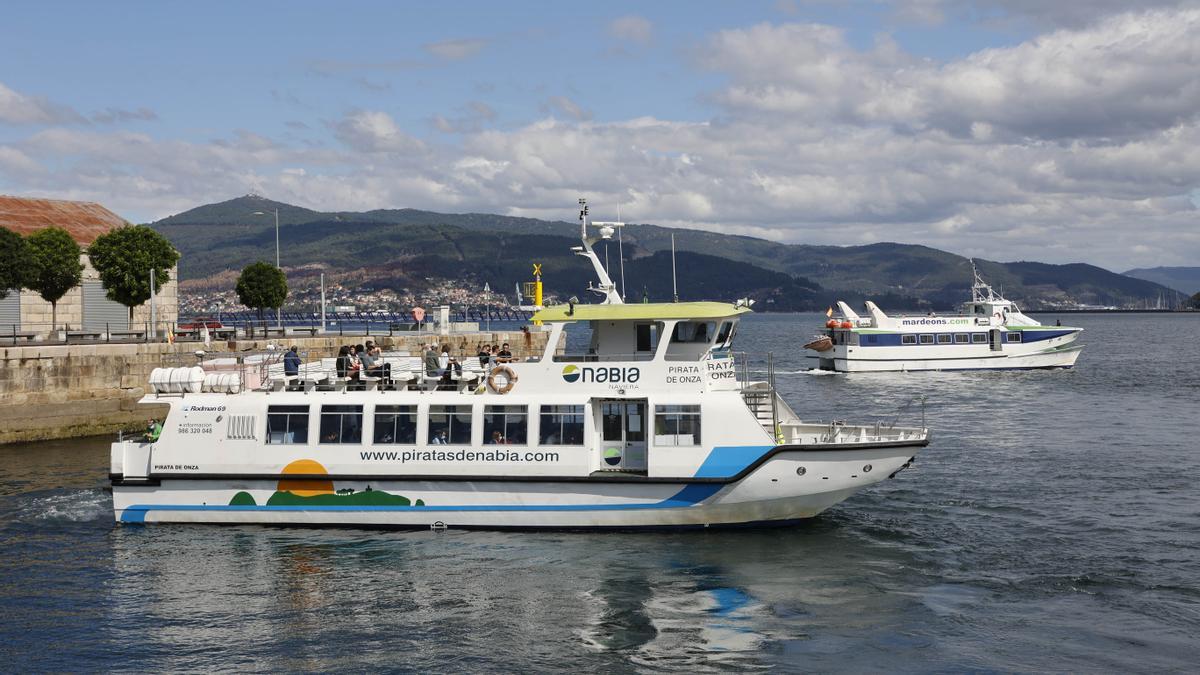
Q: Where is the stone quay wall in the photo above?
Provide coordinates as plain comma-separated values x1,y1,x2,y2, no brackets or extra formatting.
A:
0,330,546,445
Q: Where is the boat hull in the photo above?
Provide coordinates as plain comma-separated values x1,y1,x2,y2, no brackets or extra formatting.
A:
112,447,918,529
814,343,1082,373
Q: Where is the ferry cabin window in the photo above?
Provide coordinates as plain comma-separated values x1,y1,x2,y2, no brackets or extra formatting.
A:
971,333,988,344
919,334,935,345
716,321,735,348
672,321,716,344
320,405,363,444
267,405,309,444
429,405,472,445
483,405,527,445
954,333,970,344
635,323,661,354
654,405,702,446
539,405,585,445
937,334,953,344
1007,332,1023,343
374,405,417,444
901,334,917,345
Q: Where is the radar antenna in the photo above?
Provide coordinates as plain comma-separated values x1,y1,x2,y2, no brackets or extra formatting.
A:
573,198,624,304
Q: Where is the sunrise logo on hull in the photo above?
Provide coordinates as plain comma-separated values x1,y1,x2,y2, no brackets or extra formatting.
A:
561,365,581,383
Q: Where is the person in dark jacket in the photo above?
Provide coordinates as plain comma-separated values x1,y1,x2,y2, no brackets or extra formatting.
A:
336,345,358,382
283,346,301,377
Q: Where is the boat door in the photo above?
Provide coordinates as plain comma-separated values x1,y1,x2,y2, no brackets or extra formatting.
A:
990,329,1002,351
598,399,648,471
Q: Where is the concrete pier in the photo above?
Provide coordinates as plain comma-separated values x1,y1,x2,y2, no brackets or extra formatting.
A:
0,330,545,445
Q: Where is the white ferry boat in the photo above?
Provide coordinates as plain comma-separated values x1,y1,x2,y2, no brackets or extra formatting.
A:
806,265,1083,372
110,203,929,529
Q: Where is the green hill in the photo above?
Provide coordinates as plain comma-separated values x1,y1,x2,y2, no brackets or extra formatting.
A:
1123,267,1200,297
151,195,1178,310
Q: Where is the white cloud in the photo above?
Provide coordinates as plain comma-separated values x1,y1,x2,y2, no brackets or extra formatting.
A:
91,107,158,124
0,145,43,174
431,101,497,134
0,81,84,125
423,38,488,61
331,110,427,154
608,15,653,45
702,9,1200,140
542,96,592,121
4,7,1200,271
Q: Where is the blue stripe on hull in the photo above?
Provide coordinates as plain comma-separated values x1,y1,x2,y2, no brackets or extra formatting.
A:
119,483,725,522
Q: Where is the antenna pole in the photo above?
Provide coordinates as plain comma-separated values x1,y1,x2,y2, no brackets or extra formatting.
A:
671,233,679,303
617,204,626,301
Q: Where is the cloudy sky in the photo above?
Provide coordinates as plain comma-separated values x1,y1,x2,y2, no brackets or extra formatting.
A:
2,1,1198,271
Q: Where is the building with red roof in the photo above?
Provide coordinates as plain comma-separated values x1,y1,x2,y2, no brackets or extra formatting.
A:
0,195,178,338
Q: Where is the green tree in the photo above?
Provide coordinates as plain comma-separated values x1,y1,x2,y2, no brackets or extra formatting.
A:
1192,292,1200,309
0,226,30,299
235,260,288,319
87,225,181,323
25,227,83,331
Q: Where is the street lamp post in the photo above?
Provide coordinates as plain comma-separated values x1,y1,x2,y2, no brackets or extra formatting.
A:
252,208,282,328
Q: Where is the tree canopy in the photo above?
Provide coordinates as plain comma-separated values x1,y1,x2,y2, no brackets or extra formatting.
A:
1192,292,1200,309
235,260,288,318
87,225,181,321
25,227,83,330
0,226,30,299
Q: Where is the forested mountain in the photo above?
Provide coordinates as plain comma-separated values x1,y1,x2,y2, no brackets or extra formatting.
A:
151,195,1177,310
1123,267,1200,296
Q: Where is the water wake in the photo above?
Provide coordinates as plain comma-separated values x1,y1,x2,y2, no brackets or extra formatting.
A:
16,488,110,524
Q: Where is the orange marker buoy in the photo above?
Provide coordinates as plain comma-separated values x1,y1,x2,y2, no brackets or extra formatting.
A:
840,321,852,329
826,319,839,328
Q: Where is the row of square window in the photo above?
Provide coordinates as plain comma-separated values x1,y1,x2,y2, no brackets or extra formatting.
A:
894,332,1022,345
265,404,702,447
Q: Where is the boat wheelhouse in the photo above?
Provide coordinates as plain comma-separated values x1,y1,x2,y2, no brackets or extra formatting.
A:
806,264,1083,372
110,203,929,529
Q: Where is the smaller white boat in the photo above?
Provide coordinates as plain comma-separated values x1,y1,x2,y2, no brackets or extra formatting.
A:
807,263,1083,372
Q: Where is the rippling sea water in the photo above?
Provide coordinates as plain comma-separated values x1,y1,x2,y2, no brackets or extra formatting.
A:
2,313,1198,672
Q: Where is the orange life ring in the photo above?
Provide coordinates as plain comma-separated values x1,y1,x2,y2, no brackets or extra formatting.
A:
487,365,518,394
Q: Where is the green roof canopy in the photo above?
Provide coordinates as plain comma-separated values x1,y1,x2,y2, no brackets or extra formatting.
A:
531,301,752,322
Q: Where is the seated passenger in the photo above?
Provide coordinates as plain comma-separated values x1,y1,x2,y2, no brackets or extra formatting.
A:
438,344,463,386
360,340,391,383
497,343,513,363
335,346,360,383
424,344,441,377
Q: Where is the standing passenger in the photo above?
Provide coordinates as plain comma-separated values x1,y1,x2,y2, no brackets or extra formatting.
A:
283,346,301,377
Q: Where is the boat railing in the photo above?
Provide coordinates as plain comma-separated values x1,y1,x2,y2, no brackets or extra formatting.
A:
156,348,318,393
778,393,929,445
552,352,658,362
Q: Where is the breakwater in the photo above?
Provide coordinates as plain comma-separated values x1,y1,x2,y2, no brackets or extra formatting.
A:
0,330,546,445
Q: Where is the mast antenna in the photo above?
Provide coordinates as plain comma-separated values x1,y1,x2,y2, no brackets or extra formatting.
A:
573,197,623,304
671,232,679,303
617,203,626,301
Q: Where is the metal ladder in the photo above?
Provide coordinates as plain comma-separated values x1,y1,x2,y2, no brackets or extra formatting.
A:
741,352,779,437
